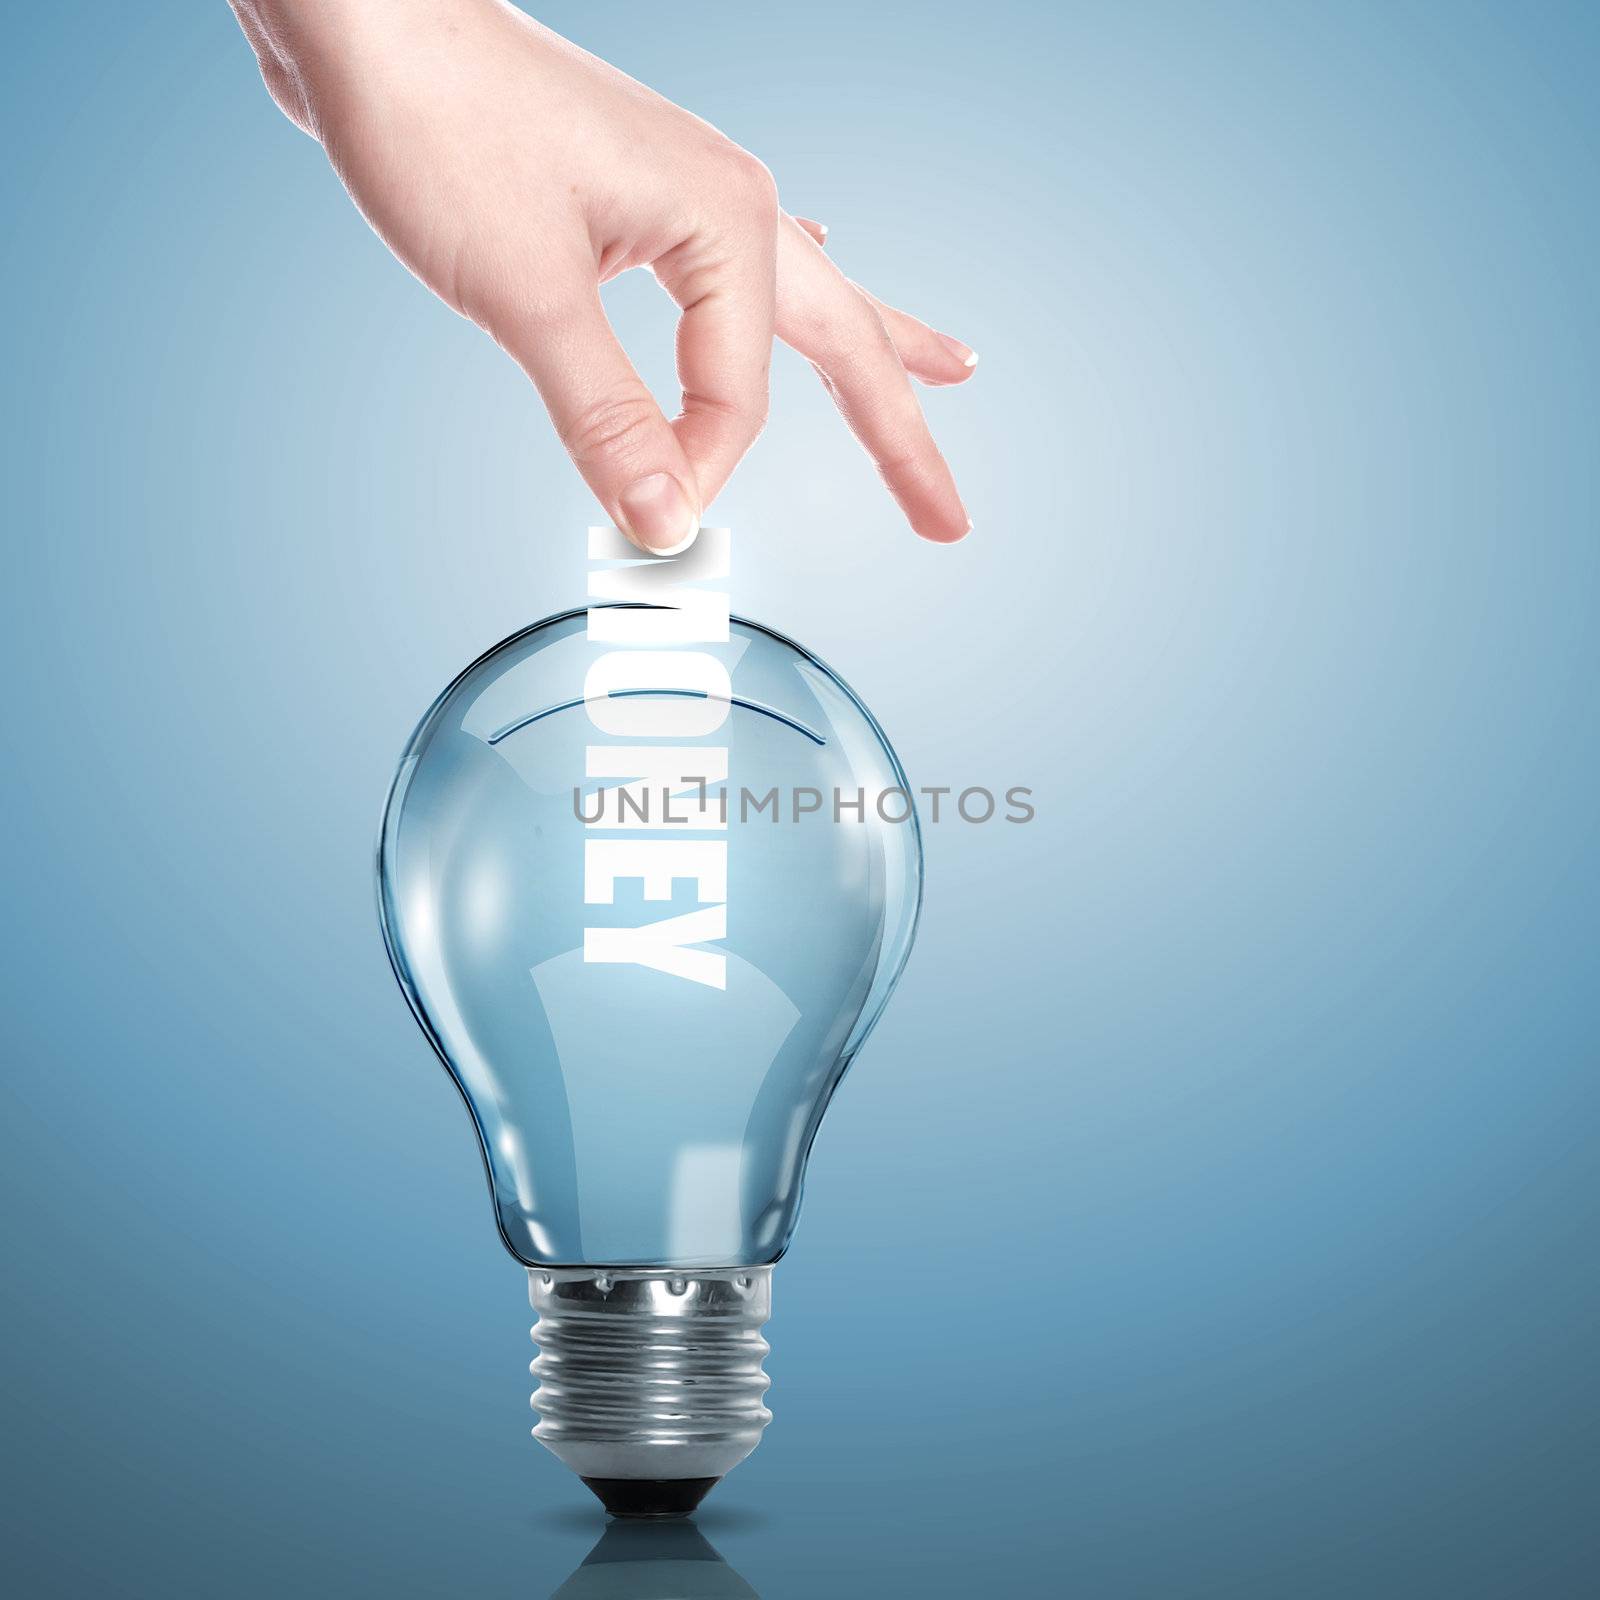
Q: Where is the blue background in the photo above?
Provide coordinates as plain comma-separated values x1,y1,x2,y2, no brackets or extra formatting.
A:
2,3,1595,1595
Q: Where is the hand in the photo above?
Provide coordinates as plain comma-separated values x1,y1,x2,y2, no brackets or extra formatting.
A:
230,0,977,552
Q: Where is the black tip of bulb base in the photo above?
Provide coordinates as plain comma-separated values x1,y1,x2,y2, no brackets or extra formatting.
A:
581,1477,721,1519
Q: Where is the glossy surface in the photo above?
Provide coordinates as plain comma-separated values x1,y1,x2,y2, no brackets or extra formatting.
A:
379,611,921,1267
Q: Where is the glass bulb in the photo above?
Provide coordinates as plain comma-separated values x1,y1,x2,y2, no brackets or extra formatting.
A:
378,601,921,1514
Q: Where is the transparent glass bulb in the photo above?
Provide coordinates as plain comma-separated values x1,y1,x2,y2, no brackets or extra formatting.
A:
378,604,921,1513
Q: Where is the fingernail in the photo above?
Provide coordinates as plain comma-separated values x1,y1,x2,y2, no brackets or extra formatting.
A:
936,332,980,368
619,473,699,555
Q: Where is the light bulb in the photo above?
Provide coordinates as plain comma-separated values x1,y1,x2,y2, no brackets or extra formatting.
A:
378,557,921,1518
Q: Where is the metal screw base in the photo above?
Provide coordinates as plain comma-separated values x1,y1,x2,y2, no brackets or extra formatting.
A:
529,1267,773,1510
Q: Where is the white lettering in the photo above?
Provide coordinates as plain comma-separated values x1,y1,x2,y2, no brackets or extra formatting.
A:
581,527,731,988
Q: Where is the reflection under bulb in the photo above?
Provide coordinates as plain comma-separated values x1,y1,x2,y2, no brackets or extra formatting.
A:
378,580,921,1518
553,1520,759,1600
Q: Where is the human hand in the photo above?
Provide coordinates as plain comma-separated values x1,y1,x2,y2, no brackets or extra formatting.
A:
230,0,977,552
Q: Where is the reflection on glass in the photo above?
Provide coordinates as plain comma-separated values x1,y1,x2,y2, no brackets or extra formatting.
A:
551,1520,760,1600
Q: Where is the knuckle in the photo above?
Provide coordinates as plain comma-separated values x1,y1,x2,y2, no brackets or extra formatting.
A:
809,292,891,370
686,387,768,444
875,438,931,477
559,390,661,464
724,150,779,212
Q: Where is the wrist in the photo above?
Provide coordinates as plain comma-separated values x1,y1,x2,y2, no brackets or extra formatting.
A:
231,0,504,136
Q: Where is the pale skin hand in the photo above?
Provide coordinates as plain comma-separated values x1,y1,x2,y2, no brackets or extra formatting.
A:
230,0,977,553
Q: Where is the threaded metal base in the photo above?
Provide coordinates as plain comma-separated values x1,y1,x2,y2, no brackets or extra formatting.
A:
529,1267,773,1500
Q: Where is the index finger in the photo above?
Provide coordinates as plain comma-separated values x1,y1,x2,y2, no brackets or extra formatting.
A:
654,173,779,509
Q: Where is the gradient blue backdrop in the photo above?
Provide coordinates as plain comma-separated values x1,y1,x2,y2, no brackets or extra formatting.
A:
2,3,1595,1596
